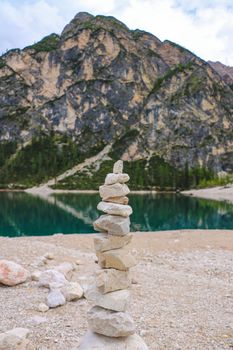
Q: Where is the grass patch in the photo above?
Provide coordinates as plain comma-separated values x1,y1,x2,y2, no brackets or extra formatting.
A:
197,174,233,188
149,62,194,96
184,74,204,97
0,57,6,69
131,29,149,40
25,34,60,53
96,15,128,32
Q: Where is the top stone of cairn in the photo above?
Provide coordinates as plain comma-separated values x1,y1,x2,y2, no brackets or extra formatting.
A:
113,160,123,174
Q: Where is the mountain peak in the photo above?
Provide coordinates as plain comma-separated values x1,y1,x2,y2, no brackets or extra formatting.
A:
0,13,233,190
61,12,94,38
61,12,129,40
73,12,94,21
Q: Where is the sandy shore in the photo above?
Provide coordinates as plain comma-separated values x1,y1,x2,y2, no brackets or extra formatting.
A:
25,184,233,205
0,183,225,205
0,230,233,349
183,185,233,203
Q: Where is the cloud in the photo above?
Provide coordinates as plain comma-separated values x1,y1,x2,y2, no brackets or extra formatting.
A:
0,0,63,52
115,0,233,65
0,0,233,65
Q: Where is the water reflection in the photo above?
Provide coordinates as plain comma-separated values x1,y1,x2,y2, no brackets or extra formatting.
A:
0,192,233,237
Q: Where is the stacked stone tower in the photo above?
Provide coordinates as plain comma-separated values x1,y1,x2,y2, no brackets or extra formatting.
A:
78,160,148,349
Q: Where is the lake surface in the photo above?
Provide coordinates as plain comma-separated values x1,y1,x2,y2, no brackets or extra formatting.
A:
0,192,233,237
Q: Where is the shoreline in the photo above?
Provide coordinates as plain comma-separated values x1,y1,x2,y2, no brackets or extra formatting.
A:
182,185,233,204
25,186,160,195
0,185,233,205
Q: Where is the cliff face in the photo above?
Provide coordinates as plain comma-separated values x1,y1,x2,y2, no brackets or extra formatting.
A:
0,12,233,188
208,61,233,85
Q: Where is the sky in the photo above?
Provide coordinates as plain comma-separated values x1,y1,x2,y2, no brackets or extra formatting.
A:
0,0,233,65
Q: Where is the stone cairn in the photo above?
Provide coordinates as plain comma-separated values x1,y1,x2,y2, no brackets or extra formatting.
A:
78,160,148,349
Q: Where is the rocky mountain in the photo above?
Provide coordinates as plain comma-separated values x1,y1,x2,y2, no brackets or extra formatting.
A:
0,12,232,190
208,61,233,85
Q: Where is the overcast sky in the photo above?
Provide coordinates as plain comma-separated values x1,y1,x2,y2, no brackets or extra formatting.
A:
0,0,233,65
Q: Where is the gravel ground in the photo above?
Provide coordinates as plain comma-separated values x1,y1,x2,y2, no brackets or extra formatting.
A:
0,230,233,350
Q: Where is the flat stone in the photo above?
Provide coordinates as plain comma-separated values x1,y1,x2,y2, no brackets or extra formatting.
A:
88,306,135,337
0,260,30,286
94,233,133,253
46,289,66,308
98,248,137,271
0,328,33,350
105,196,129,205
38,270,68,288
77,331,148,350
105,173,129,185
99,183,130,201
94,215,130,236
97,202,132,217
96,269,130,293
61,282,83,301
113,160,123,174
85,285,130,312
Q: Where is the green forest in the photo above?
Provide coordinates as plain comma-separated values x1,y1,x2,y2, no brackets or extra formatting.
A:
0,133,86,188
52,157,224,191
0,133,231,190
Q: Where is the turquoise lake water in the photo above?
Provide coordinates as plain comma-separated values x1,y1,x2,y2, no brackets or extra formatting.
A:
0,192,233,237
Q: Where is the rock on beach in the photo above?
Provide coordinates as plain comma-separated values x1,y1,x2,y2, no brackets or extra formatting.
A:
94,215,130,236
77,330,148,350
88,306,135,337
0,327,33,350
97,201,132,217
0,260,30,286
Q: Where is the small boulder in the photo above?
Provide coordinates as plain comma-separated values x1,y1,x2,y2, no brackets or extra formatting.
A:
46,289,66,308
61,282,83,301
0,260,30,286
104,196,129,205
38,270,67,288
113,160,123,174
98,248,137,271
94,215,130,236
94,233,133,253
85,285,130,312
0,328,33,350
77,330,148,350
88,306,135,337
104,173,129,185
97,202,132,217
99,183,130,201
96,268,130,293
